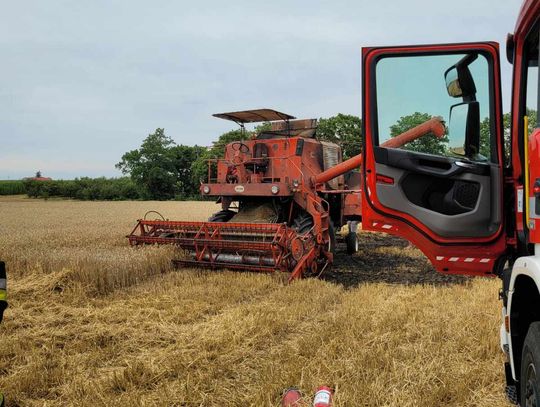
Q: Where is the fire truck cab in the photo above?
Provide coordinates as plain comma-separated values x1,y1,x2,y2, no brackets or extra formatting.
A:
360,1,540,404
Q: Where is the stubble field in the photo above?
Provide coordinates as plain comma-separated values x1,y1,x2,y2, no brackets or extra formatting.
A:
0,196,510,406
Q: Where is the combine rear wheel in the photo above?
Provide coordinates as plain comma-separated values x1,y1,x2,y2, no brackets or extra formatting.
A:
328,221,336,254
346,232,358,255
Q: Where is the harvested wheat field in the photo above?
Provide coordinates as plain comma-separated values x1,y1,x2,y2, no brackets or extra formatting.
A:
0,196,510,406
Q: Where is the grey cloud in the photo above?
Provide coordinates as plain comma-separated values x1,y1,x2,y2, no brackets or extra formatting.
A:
0,0,519,179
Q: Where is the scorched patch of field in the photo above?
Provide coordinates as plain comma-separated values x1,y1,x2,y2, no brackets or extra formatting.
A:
0,196,510,406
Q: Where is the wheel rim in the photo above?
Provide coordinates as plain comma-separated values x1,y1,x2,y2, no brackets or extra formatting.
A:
525,362,538,407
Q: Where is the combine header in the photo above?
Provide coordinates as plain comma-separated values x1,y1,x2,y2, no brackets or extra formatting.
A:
128,109,444,280
129,221,306,276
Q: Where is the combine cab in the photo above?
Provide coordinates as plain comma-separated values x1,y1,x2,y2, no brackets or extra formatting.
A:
128,108,444,280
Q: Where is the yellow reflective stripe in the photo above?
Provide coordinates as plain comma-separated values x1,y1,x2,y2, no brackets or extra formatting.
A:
0,290,6,301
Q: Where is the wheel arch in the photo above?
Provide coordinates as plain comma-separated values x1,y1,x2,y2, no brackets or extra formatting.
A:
508,260,540,385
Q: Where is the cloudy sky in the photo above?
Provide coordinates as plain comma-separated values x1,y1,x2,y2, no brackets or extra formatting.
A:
0,0,520,179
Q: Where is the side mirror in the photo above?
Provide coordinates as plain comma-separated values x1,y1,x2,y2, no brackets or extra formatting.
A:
444,54,478,99
445,68,462,97
506,33,515,64
448,101,480,158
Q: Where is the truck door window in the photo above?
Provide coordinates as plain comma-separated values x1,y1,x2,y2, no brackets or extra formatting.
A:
524,32,539,129
375,53,494,162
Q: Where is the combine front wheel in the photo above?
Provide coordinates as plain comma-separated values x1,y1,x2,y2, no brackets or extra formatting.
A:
292,213,335,255
292,212,314,234
208,209,236,222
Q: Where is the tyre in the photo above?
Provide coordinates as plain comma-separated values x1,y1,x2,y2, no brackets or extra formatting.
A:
208,210,236,222
520,321,540,406
346,231,359,255
292,212,314,234
292,212,335,254
328,220,336,254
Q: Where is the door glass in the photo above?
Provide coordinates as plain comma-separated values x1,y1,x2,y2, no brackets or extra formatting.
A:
375,53,492,162
525,58,538,131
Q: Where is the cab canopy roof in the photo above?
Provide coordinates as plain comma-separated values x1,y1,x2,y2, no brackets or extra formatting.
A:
213,109,296,124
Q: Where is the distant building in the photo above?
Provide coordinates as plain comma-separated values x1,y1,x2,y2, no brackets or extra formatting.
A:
25,171,52,181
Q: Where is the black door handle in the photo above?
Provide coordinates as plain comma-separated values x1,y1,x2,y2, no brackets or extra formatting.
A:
455,161,478,169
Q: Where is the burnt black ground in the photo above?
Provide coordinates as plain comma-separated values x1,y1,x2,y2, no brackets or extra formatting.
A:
323,232,469,288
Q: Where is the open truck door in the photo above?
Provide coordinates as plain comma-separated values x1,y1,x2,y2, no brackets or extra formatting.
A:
361,42,508,276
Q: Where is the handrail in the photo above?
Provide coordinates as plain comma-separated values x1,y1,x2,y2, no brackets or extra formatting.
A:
204,155,305,185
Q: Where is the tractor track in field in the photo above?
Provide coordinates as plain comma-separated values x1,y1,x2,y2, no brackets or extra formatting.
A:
324,232,469,288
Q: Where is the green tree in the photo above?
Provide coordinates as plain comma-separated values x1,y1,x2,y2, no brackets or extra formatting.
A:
390,112,448,155
527,109,538,134
116,128,205,199
116,128,176,199
480,109,537,164
171,144,207,197
316,114,362,159
254,122,271,134
479,113,509,162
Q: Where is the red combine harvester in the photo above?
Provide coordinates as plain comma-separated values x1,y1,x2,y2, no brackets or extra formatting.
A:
128,109,444,280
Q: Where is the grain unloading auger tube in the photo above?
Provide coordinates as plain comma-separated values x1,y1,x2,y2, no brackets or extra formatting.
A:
127,110,445,280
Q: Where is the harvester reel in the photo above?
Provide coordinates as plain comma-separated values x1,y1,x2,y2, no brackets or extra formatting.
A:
143,210,166,221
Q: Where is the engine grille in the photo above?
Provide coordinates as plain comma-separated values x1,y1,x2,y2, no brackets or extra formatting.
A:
320,142,343,189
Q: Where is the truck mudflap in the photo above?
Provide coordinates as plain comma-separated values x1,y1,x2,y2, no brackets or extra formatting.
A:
504,361,519,404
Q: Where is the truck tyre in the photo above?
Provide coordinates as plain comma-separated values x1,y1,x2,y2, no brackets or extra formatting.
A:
520,321,540,406
208,210,236,222
346,231,358,255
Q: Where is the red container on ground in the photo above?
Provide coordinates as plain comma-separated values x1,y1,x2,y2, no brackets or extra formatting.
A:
281,388,304,407
312,386,333,407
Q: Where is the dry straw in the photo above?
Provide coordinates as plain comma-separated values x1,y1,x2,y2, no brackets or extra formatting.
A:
0,196,508,406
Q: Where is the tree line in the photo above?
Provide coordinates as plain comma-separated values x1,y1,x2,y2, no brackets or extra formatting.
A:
21,114,361,200
24,110,533,200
